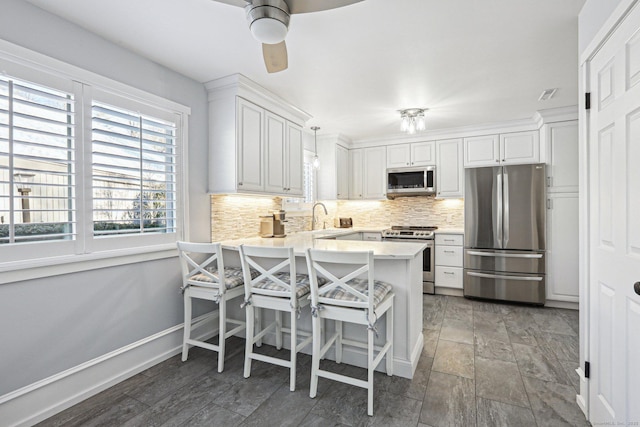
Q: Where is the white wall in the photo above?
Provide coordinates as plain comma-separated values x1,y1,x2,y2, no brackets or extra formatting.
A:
0,0,210,396
579,0,624,53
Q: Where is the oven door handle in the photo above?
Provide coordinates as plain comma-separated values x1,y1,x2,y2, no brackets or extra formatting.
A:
466,271,543,281
466,251,543,259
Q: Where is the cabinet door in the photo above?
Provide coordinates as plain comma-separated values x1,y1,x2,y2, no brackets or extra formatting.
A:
336,145,349,200
386,144,411,168
285,122,304,196
411,141,435,166
349,148,364,199
463,135,499,167
546,193,579,302
546,121,578,193
237,98,264,192
436,138,463,198
264,111,286,194
363,146,387,199
500,130,540,165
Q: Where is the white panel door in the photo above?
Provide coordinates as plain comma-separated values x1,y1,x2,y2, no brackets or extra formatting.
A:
236,98,263,192
387,144,411,168
500,130,540,165
264,111,286,194
411,141,435,166
349,148,363,199
546,193,579,302
363,146,387,199
588,5,640,424
285,122,303,196
436,138,463,198
463,134,499,167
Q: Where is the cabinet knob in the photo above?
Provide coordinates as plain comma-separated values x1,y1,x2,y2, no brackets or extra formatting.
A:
502,159,505,161
238,182,243,186
406,162,409,165
635,281,640,295
496,160,499,163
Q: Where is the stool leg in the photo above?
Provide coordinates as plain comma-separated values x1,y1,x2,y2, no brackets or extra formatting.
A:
276,310,283,350
244,304,254,378
182,292,191,362
367,323,374,416
256,307,263,347
217,298,226,373
289,310,297,391
386,304,394,376
309,314,321,398
335,320,343,364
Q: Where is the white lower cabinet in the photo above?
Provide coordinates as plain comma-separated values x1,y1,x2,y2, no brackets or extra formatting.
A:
546,192,579,302
435,233,464,289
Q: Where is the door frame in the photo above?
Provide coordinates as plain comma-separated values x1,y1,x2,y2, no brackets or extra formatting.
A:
578,0,639,419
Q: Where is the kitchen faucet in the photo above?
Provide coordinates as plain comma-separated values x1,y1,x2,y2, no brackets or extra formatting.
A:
311,202,328,230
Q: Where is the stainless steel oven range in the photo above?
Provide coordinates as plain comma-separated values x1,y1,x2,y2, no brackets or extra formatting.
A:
382,226,436,294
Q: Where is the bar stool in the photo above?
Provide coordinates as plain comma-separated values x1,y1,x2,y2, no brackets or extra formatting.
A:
238,244,323,391
305,248,394,416
177,241,254,373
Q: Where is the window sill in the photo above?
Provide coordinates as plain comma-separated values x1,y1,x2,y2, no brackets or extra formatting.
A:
0,244,178,285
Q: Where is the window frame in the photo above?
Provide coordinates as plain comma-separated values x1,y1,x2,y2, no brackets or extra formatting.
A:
282,150,317,215
0,40,190,283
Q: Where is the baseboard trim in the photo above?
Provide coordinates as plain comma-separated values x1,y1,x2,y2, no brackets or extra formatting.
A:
545,300,579,310
434,287,464,297
0,312,219,427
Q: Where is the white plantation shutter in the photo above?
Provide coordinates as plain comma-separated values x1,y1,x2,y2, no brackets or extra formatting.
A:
0,75,76,244
91,101,177,237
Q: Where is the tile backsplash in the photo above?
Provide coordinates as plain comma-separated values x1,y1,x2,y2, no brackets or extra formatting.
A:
211,195,464,241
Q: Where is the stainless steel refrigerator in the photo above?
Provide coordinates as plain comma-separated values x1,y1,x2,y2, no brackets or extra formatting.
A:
464,164,546,304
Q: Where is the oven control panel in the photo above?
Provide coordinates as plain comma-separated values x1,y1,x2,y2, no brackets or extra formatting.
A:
382,228,436,239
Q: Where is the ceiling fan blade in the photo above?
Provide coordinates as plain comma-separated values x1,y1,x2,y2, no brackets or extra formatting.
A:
210,0,247,8
262,41,288,73
287,0,364,14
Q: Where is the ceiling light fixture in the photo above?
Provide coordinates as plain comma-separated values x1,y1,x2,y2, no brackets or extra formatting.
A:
245,0,291,45
538,88,557,101
311,126,320,169
399,108,427,134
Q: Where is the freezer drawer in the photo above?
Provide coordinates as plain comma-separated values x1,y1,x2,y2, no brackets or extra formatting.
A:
463,269,545,305
464,249,545,274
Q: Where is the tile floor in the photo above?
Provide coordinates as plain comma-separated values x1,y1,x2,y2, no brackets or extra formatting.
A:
37,295,587,427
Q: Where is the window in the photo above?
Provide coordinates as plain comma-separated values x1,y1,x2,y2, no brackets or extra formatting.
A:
0,52,188,269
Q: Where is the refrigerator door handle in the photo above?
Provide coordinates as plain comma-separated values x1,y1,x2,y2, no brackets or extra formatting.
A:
467,251,543,259
503,167,509,247
466,271,543,281
495,168,503,248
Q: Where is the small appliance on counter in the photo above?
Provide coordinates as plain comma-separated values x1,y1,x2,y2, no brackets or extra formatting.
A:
259,210,287,238
334,217,353,228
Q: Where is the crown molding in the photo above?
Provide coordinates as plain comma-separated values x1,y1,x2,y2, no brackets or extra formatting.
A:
205,73,312,125
532,105,579,128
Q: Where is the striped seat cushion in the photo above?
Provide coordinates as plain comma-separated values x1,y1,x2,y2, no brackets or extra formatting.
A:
190,266,258,290
320,278,393,307
253,272,327,299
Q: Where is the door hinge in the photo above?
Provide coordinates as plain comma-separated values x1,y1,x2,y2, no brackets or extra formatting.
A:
585,361,590,378
585,92,591,110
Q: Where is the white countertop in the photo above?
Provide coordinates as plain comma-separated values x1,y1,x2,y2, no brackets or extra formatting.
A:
219,230,426,259
434,228,464,234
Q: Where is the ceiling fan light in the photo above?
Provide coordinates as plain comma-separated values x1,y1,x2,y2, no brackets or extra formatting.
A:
250,18,288,44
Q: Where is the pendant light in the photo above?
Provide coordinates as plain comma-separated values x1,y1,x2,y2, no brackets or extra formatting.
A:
311,126,320,169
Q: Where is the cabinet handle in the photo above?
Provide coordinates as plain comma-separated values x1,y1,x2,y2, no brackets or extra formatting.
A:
444,250,455,254
496,159,499,163
547,176,553,187
444,239,455,242
547,198,553,210
444,271,455,275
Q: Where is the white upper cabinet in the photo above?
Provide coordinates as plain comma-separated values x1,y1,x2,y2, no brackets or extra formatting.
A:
544,121,578,193
500,131,540,165
436,138,463,198
387,141,435,168
350,146,386,200
285,122,304,196
237,98,264,192
206,74,310,195
336,145,349,200
464,131,540,167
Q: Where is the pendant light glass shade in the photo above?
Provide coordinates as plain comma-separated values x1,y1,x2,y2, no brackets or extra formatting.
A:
311,126,320,169
399,108,427,134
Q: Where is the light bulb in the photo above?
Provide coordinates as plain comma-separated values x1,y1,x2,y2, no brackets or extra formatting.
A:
408,119,416,134
312,155,320,169
401,115,409,132
416,114,426,131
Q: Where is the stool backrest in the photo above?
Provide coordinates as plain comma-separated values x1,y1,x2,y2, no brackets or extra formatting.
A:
177,241,226,291
239,245,297,302
305,248,375,312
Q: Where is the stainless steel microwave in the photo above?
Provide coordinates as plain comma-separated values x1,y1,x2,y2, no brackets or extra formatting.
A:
387,166,436,198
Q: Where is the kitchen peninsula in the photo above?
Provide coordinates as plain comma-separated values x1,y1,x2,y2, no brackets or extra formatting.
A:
219,230,426,379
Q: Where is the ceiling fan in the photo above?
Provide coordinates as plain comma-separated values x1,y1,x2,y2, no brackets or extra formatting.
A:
213,0,364,73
